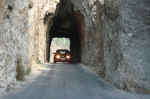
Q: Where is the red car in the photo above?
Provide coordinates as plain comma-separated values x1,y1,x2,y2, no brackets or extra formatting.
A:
54,49,72,63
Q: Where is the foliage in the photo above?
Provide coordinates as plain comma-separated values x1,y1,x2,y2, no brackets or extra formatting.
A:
16,56,25,81
36,58,41,64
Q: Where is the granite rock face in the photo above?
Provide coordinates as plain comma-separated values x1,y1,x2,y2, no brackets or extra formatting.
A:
70,0,150,93
0,0,59,92
70,0,105,73
21,0,59,64
28,0,58,64
119,0,150,93
103,0,150,93
0,0,29,91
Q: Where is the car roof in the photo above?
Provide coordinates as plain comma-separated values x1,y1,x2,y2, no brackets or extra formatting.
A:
56,49,70,52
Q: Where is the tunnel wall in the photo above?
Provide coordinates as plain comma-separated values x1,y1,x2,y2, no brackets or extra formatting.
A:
70,0,150,93
70,0,105,75
103,0,150,93
0,0,29,91
29,0,58,64
0,0,59,92
0,0,150,94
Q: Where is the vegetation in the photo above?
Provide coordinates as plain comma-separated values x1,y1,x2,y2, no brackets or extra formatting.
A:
36,58,41,64
16,56,25,81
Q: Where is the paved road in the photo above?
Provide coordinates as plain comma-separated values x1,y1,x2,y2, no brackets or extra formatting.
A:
2,64,150,99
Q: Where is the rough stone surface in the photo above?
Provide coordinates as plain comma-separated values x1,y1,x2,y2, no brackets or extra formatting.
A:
119,0,150,93
69,0,150,93
28,0,59,64
103,0,150,93
70,0,105,73
0,0,150,95
0,0,29,92
0,0,59,93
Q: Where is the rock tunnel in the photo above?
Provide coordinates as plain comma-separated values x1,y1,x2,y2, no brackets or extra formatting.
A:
0,0,150,94
31,0,150,93
45,0,86,63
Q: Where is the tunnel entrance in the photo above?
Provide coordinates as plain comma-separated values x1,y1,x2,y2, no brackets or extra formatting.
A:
45,1,84,63
50,37,70,63
46,14,82,63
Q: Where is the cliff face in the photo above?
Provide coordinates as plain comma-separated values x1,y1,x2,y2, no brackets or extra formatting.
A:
0,0,29,91
68,0,104,73
28,0,58,64
0,0,59,92
69,0,150,93
102,0,150,93
119,0,150,93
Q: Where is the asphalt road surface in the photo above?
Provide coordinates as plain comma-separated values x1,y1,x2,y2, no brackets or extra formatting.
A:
2,64,150,99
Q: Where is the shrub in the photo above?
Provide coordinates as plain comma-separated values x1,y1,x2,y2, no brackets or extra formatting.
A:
36,58,41,64
16,56,25,81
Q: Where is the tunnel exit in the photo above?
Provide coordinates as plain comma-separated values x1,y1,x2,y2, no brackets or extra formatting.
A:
50,37,70,63
45,4,84,64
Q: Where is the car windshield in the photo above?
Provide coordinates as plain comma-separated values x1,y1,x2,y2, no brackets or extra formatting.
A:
57,50,69,54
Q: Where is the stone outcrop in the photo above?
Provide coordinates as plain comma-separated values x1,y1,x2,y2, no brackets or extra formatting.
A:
0,0,150,94
69,0,150,93
103,0,150,93
0,0,29,91
28,0,58,64
0,0,59,92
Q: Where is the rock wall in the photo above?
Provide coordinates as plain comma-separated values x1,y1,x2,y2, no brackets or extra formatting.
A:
103,0,122,89
103,0,150,93
70,0,150,93
28,0,58,64
120,0,150,93
0,0,59,92
70,0,105,74
0,0,29,91
0,0,150,94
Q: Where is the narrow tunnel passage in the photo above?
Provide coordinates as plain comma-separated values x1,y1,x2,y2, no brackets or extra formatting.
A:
1,0,150,96
39,0,150,94
45,1,84,63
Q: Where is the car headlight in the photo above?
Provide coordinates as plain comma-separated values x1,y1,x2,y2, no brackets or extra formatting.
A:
56,54,61,59
66,55,71,59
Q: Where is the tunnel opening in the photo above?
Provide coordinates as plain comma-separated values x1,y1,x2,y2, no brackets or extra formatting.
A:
45,0,85,64
50,37,70,63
